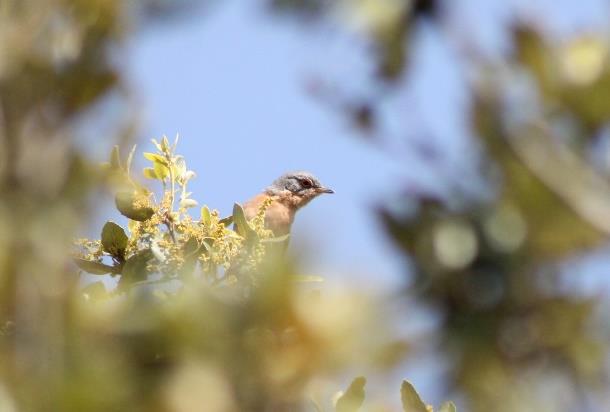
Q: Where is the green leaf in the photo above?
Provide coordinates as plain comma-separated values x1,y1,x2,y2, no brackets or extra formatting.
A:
126,145,136,177
202,237,215,253
219,215,233,227
183,237,201,257
233,203,257,239
143,152,167,165
115,191,155,221
161,135,170,151
401,381,427,412
121,250,153,286
143,167,158,180
110,145,121,169
180,198,198,209
232,203,248,237
74,258,115,275
200,206,211,226
81,282,108,300
101,221,128,258
439,401,457,412
153,160,169,180
335,376,366,412
173,158,186,180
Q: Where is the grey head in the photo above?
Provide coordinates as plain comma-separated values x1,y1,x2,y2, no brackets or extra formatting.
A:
266,171,334,199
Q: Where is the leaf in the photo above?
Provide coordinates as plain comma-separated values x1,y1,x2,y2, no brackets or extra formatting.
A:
401,381,427,412
173,158,187,181
74,258,115,275
126,145,137,177
183,237,201,257
161,135,170,151
153,161,170,180
110,145,121,169
180,198,198,209
143,152,167,165
335,376,366,412
143,167,158,180
202,237,215,253
233,203,257,240
232,203,248,237
81,282,108,300
219,215,233,227
115,191,155,221
200,206,211,226
101,221,128,258
182,170,196,182
120,250,153,286
439,401,457,412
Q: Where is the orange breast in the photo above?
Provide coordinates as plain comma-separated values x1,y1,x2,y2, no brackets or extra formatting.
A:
243,194,295,236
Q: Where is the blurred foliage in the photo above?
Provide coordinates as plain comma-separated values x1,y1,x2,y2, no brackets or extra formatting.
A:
4,0,610,411
268,0,610,411
331,377,456,412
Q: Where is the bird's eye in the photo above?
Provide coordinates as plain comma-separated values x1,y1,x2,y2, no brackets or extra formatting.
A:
301,179,312,188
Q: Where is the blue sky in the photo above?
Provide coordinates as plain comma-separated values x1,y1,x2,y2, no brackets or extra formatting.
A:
114,0,610,293
127,1,416,290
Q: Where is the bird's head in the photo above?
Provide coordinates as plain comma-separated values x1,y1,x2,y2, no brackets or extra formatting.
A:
267,171,334,208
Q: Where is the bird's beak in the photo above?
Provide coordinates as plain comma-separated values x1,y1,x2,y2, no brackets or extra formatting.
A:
318,187,334,194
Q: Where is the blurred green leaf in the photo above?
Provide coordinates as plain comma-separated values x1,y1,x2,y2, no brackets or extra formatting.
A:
232,203,249,237
143,152,168,165
200,206,211,226
143,167,158,180
121,250,153,286
401,380,427,412
153,161,170,180
439,401,457,412
219,215,234,227
233,203,257,240
180,198,198,209
81,282,109,300
74,258,116,275
183,237,201,257
126,145,137,177
101,221,128,258
115,191,155,221
110,145,121,170
335,376,366,412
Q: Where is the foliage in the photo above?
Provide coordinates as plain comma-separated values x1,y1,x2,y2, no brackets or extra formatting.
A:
330,377,456,412
3,0,610,412
74,137,284,292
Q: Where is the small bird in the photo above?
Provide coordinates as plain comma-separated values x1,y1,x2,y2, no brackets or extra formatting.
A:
243,171,334,237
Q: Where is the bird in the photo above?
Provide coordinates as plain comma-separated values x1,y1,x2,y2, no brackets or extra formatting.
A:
242,171,334,237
